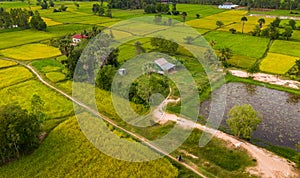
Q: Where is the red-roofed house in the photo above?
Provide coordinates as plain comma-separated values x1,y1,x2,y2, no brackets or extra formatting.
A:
72,34,88,44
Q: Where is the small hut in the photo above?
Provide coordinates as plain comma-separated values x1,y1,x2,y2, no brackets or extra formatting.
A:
154,58,175,74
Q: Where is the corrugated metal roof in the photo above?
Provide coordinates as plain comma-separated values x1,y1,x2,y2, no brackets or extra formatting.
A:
154,58,175,71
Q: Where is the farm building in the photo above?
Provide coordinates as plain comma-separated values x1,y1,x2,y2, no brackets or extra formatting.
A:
118,68,126,76
218,2,239,9
72,34,88,44
154,58,175,74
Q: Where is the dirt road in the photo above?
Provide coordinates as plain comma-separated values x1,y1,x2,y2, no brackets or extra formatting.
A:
155,98,298,178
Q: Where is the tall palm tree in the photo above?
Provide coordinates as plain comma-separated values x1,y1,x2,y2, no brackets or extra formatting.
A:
241,16,248,34
258,18,265,28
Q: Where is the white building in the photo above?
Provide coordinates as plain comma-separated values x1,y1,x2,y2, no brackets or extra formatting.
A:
218,2,239,9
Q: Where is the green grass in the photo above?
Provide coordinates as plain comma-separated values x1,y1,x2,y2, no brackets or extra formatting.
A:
46,72,66,83
0,1,29,9
0,30,55,49
172,130,256,177
187,10,247,30
0,116,179,177
47,24,95,36
251,9,300,17
0,66,33,89
0,59,17,69
219,15,274,34
172,4,225,22
0,79,73,118
227,55,257,69
290,30,300,41
204,31,270,59
260,53,298,74
270,40,300,58
0,44,61,60
31,59,63,73
56,80,73,95
0,24,95,49
113,21,169,36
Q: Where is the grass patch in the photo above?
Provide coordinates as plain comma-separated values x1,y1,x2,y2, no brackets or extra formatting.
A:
46,72,66,83
56,80,73,95
204,31,269,59
31,59,63,73
251,9,300,17
0,59,17,69
0,30,54,49
103,29,133,41
270,40,300,58
0,116,179,177
0,1,29,9
0,79,73,118
172,130,256,177
0,44,61,60
290,30,300,41
187,10,247,29
113,21,169,36
47,23,94,36
260,53,298,74
0,66,33,89
42,17,62,26
227,55,257,69
219,15,274,34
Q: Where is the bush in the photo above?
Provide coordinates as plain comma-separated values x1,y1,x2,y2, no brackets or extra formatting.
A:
172,10,180,15
229,28,237,34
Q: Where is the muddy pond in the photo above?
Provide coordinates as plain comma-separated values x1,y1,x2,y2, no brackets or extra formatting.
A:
199,82,300,149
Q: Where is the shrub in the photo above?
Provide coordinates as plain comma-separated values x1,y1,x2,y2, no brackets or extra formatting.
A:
229,28,237,34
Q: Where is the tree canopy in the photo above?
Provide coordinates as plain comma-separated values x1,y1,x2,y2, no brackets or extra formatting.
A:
226,104,262,139
0,100,44,164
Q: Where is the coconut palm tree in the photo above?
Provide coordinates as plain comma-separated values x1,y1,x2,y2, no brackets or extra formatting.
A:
258,18,265,28
241,16,248,34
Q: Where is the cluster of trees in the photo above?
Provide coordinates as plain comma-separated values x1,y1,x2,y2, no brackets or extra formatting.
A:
95,48,120,90
0,8,31,29
30,11,47,31
129,74,170,105
53,5,68,12
144,1,181,15
0,95,45,165
92,3,112,17
0,8,46,31
37,0,55,9
144,3,169,13
109,0,143,9
50,26,102,78
251,17,295,40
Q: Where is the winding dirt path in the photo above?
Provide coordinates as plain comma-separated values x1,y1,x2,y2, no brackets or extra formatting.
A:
1,58,207,178
154,98,298,178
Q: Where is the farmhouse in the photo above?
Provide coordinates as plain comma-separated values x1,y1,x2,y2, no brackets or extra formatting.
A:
154,58,175,74
72,34,88,44
218,2,239,9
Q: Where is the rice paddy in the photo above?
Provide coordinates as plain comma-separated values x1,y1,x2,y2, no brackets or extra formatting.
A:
0,44,61,60
260,53,298,74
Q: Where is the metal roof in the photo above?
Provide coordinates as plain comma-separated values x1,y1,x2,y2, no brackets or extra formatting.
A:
154,58,175,71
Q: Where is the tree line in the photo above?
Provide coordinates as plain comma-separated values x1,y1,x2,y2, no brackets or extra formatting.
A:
0,8,47,31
